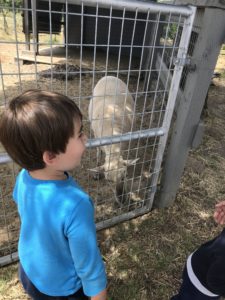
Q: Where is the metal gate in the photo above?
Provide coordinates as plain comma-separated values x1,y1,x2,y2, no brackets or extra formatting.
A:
0,0,196,266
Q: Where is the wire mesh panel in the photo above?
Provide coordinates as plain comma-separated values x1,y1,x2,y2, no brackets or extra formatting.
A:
0,0,195,265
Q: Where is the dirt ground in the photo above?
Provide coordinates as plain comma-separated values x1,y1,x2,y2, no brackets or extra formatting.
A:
0,41,225,299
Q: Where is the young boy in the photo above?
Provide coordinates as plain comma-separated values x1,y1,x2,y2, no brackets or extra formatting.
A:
0,90,107,300
171,201,225,300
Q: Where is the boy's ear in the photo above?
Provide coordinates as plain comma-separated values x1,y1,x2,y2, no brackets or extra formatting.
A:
43,151,57,165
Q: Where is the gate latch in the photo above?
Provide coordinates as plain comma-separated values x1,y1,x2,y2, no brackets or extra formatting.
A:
173,56,196,71
173,56,191,66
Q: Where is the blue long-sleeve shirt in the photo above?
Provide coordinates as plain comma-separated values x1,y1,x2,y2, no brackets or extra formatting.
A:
13,169,107,297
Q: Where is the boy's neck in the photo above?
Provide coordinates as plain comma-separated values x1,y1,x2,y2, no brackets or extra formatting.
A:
29,168,67,181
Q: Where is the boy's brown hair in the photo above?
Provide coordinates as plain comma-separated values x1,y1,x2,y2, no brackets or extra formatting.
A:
0,90,82,171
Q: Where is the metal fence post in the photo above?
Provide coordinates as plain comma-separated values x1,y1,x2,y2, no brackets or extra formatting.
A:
156,2,225,208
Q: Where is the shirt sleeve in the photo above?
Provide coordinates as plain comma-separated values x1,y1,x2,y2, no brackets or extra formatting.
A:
207,256,225,296
65,196,107,297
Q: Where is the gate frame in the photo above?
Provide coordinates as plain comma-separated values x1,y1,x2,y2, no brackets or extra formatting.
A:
156,0,225,208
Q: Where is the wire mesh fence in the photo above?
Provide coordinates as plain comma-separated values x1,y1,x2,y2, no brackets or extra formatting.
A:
0,0,195,265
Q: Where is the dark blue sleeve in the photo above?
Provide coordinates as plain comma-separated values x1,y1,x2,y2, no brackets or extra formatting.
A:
207,257,225,296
